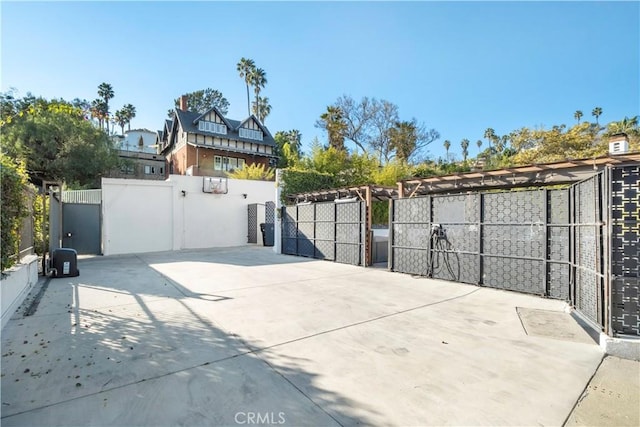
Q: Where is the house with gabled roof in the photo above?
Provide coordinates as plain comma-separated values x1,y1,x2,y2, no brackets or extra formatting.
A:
156,96,278,177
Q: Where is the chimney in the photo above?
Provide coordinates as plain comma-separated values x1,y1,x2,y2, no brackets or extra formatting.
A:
609,133,629,156
179,95,188,111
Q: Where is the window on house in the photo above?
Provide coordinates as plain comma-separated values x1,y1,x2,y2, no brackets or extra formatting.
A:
214,156,222,171
239,128,263,141
237,158,245,169
198,121,227,135
160,167,164,175
144,165,152,174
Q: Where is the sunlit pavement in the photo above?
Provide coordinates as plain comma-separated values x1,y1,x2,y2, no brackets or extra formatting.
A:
2,246,606,426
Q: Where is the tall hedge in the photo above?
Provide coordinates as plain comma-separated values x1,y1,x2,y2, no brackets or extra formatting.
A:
1,155,30,271
280,169,336,204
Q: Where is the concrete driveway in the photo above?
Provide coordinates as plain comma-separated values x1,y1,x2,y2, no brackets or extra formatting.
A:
1,246,603,426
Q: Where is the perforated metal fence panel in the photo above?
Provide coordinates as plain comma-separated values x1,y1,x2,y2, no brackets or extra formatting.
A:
548,189,571,300
571,172,605,328
281,201,365,266
265,202,275,224
247,204,258,244
390,188,574,299
611,165,639,336
432,194,480,284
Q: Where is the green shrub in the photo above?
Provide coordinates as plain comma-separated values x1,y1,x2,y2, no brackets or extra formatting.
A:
227,163,275,181
281,168,336,204
1,155,30,271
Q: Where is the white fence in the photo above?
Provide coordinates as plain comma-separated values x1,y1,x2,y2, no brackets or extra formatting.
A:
62,189,102,204
101,175,276,256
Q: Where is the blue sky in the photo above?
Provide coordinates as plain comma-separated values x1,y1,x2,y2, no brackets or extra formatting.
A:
2,1,638,160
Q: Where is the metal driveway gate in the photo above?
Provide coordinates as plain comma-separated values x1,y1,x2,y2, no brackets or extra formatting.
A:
610,165,639,336
58,190,102,255
571,171,606,329
282,201,365,266
390,187,573,299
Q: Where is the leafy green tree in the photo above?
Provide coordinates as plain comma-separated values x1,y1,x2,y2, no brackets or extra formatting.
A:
1,97,120,188
274,130,302,168
172,88,229,115
371,160,413,186
574,110,583,123
237,57,256,116
476,139,483,155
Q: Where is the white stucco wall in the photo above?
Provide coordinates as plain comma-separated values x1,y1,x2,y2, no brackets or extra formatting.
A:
101,176,276,256
102,179,174,255
1,255,39,330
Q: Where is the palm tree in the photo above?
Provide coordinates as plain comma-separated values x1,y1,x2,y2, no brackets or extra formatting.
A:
320,106,346,151
237,58,256,116
252,96,271,123
115,109,127,135
288,129,302,156
388,121,418,162
249,67,267,120
460,139,470,162
123,104,136,131
606,116,639,136
592,107,602,126
484,128,496,152
97,83,114,131
90,99,108,129
476,139,483,155
574,110,583,123
443,140,451,161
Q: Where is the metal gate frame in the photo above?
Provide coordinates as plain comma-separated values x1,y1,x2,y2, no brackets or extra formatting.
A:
390,187,577,299
569,170,607,331
282,201,366,266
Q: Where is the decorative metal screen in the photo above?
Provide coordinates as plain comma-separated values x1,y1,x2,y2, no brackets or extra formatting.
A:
390,188,573,299
265,201,275,224
571,172,605,328
611,165,640,336
247,204,258,244
281,201,365,266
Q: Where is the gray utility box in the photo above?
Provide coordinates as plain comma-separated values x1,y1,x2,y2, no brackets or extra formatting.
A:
51,248,80,278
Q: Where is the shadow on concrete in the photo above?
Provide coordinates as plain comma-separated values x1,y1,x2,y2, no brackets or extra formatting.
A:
1,249,379,426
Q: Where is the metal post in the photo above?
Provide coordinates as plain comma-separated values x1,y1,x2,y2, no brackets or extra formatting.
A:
388,198,394,271
478,193,484,286
543,189,549,296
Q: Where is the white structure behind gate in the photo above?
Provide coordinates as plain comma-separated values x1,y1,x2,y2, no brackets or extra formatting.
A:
102,175,275,256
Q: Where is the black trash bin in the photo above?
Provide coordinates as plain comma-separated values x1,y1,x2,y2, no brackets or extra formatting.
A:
51,248,80,278
259,223,274,247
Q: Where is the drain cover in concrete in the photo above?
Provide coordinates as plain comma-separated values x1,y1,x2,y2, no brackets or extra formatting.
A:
517,307,597,344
